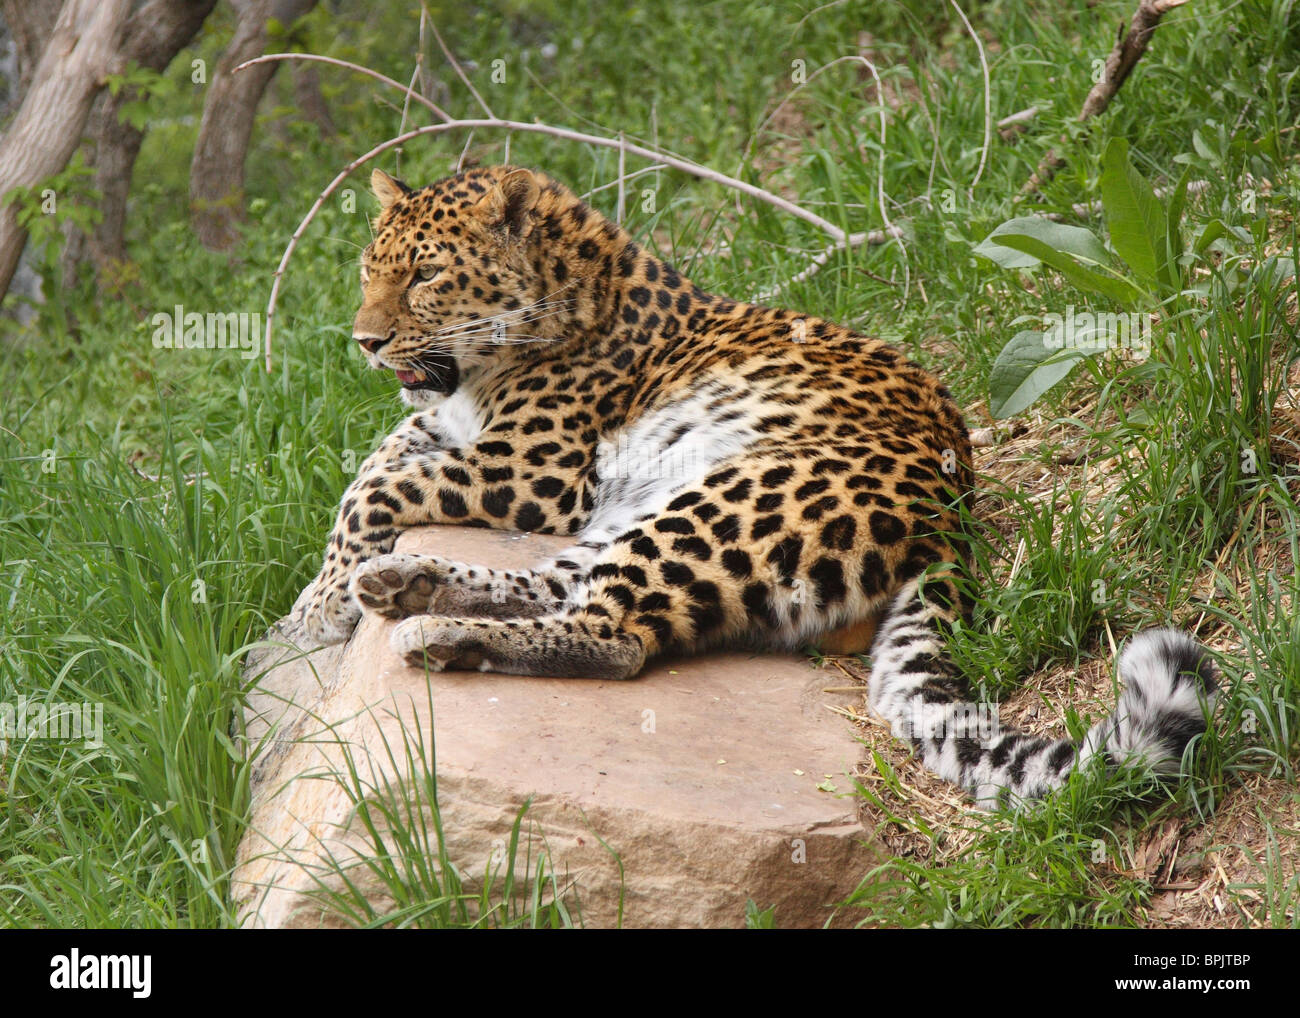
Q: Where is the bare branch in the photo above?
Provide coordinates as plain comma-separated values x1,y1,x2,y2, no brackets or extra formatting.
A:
794,0,849,32
857,54,910,302
581,163,668,200
948,0,991,198
234,53,452,122
1021,0,1189,197
616,133,626,224
395,4,429,162
997,106,1038,133
423,3,495,120
756,226,904,301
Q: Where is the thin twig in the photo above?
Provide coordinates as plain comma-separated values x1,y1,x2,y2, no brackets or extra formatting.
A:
233,53,451,123
997,105,1038,135
650,100,661,197
416,8,430,96
455,129,474,173
423,3,495,120
581,163,668,200
794,0,849,32
858,53,910,302
616,132,626,225
756,226,903,300
919,75,946,198
858,265,901,287
739,54,913,299
948,0,991,198
394,5,430,173
395,61,423,179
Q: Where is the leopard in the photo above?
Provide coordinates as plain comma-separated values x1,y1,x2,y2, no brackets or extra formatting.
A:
296,163,1218,808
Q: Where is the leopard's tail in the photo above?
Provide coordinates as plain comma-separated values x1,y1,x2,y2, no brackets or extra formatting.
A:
867,577,1219,808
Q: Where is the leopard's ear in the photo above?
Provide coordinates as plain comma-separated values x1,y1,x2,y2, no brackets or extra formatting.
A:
371,169,412,210
476,168,540,241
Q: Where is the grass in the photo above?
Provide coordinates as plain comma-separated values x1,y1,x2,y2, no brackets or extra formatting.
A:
845,752,1167,928
1,0,1298,928
296,681,585,928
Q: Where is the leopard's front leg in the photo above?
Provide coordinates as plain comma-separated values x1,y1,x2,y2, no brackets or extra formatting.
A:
299,410,595,644
299,415,437,642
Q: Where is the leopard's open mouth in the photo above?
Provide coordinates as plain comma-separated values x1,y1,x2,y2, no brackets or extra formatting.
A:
393,354,459,395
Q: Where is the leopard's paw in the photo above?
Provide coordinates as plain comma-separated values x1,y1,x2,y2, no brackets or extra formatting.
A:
350,553,441,619
391,616,492,672
298,570,363,645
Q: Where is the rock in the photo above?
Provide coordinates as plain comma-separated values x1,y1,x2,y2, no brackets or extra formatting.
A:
233,526,881,928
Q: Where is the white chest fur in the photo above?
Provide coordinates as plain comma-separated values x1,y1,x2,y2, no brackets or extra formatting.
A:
582,382,762,545
434,388,487,448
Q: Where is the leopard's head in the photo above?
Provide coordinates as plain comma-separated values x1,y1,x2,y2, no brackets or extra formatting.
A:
353,165,563,409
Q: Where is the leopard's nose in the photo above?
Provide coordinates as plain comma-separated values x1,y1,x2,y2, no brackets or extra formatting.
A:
355,335,390,354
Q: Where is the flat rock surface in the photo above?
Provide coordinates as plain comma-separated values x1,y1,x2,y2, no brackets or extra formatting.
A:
234,526,881,928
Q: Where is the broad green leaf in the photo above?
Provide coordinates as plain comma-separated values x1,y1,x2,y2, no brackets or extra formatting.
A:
1192,128,1216,161
973,216,1111,269
1101,137,1167,286
1193,218,1232,255
991,233,1143,305
988,330,1089,419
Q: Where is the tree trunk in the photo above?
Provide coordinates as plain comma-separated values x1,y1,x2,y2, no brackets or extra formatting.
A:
0,0,130,300
0,0,61,103
188,0,317,251
60,0,217,280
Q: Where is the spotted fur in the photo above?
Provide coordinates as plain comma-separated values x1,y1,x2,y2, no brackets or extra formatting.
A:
296,165,1217,807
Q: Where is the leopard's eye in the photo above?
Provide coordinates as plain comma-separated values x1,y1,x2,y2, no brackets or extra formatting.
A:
415,264,440,282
